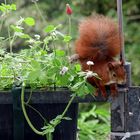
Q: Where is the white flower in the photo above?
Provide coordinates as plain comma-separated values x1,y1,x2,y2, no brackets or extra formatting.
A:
28,39,35,44
60,66,69,75
16,17,24,25
85,71,99,79
85,71,94,78
34,34,40,40
86,61,94,66
51,31,57,37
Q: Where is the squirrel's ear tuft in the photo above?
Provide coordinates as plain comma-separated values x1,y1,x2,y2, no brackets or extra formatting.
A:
108,62,115,70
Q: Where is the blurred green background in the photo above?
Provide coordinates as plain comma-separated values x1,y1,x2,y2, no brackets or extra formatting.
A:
1,0,140,86
0,0,140,140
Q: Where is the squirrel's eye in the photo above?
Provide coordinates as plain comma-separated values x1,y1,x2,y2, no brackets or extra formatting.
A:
113,73,117,77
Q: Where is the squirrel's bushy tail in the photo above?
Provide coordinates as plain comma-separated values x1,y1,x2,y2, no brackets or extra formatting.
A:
76,15,121,61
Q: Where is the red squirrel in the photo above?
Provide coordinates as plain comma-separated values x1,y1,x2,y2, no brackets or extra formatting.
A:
75,15,126,98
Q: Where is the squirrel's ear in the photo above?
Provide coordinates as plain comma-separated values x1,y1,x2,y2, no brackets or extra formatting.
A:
108,62,114,70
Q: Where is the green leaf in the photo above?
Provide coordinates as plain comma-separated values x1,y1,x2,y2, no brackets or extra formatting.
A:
58,74,69,86
18,33,31,39
44,25,55,33
0,37,5,40
86,82,95,94
95,108,109,117
0,3,16,12
28,70,39,81
0,5,6,12
11,4,16,10
42,125,55,134
63,35,72,43
53,58,61,66
31,60,40,69
71,81,84,90
63,117,72,120
55,50,65,57
69,75,74,82
24,17,35,26
43,36,53,44
47,67,58,76
75,64,81,72
10,25,23,32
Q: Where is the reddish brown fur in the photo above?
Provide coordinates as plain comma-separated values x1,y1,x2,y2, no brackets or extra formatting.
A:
76,15,121,61
75,15,126,98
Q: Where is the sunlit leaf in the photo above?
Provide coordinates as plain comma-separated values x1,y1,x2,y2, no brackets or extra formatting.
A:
44,25,55,33
24,17,35,26
63,35,72,43
55,50,65,57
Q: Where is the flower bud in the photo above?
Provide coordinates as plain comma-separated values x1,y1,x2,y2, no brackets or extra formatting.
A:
66,4,72,15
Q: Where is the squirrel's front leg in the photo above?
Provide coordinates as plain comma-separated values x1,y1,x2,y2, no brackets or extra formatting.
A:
87,78,107,98
95,80,107,98
110,83,118,97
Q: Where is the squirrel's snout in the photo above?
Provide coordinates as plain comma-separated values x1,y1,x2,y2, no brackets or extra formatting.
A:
117,79,126,85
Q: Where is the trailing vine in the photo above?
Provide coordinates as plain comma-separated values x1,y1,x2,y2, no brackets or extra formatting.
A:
21,82,76,140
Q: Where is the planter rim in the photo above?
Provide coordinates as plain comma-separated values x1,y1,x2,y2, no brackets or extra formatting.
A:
0,86,135,104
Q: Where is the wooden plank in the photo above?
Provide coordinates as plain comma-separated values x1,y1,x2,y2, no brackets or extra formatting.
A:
126,87,140,140
111,89,125,140
0,103,79,140
111,92,125,131
12,88,24,140
111,87,140,140
24,103,78,140
0,87,129,104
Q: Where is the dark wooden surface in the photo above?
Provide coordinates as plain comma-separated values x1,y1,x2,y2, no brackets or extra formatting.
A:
1,86,140,140
126,87,140,140
111,87,140,140
0,103,78,140
0,87,128,104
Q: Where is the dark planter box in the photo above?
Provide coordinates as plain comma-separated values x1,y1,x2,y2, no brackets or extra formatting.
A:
0,87,100,140
0,83,130,140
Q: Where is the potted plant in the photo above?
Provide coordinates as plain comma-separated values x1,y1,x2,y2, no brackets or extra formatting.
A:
0,2,98,140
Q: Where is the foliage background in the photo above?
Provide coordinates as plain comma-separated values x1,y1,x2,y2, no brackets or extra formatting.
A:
1,0,140,85
0,0,140,140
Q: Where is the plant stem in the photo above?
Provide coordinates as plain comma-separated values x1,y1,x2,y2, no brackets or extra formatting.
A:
10,33,16,54
52,35,56,56
51,35,56,90
48,133,52,140
47,95,75,140
0,76,14,79
61,95,75,118
0,19,4,34
25,89,33,104
68,16,71,36
4,0,6,4
21,83,75,139
67,15,72,56
21,83,43,136
25,103,46,123
3,36,14,42
7,25,12,53
33,1,46,23
42,42,46,50
46,133,52,140
11,67,17,81
25,89,48,123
